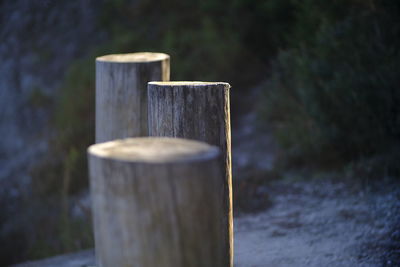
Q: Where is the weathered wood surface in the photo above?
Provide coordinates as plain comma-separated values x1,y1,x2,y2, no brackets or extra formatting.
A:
147,81,233,267
88,137,225,267
95,52,170,143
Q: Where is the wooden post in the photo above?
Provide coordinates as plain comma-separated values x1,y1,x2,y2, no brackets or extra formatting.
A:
88,137,225,267
95,52,170,143
147,81,233,267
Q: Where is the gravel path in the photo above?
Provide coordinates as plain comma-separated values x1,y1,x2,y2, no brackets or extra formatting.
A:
234,178,400,267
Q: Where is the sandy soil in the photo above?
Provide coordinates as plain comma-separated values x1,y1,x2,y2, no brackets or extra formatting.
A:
234,178,400,267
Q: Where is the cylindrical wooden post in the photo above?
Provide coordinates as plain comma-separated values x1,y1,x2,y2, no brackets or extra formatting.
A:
147,81,233,267
88,137,224,267
96,52,170,143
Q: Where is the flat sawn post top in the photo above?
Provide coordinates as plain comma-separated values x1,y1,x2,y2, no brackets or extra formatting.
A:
148,81,230,88
88,137,220,164
96,52,170,63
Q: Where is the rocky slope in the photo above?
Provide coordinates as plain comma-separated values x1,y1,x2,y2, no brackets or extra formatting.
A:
0,1,104,264
0,0,101,186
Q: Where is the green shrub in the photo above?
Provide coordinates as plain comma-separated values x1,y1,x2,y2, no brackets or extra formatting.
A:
261,0,400,169
25,57,96,263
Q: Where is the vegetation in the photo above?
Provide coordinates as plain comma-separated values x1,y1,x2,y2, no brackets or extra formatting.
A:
260,0,400,175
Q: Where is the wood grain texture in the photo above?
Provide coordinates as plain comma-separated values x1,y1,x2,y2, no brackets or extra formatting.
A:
95,52,170,143
88,138,224,267
147,81,233,267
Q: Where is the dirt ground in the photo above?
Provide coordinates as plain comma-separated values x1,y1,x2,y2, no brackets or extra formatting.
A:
234,178,400,267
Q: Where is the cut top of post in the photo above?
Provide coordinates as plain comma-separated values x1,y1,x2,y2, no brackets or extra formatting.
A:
96,52,170,63
88,137,220,164
149,81,230,87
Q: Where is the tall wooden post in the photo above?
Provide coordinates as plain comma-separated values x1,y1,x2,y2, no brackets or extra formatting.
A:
88,137,225,267
95,52,170,143
147,81,233,267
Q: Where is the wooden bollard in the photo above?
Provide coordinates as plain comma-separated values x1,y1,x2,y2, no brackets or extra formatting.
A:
95,52,170,143
88,137,225,267
147,81,233,267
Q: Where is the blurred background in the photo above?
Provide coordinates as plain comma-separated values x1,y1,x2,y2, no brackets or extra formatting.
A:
0,0,399,266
